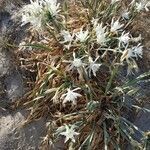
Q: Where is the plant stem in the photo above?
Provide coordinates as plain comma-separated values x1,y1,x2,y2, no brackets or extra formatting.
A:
105,66,119,95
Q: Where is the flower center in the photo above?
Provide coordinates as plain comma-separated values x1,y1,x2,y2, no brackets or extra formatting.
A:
73,59,82,68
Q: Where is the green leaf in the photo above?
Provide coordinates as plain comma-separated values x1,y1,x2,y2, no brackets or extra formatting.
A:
105,67,118,95
24,43,52,51
132,105,150,113
120,117,144,135
103,122,109,150
124,71,150,88
79,131,95,150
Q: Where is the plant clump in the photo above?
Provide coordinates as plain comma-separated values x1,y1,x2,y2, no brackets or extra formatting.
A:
18,0,150,149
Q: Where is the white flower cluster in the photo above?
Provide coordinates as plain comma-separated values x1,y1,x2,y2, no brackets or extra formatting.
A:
63,52,101,78
21,0,60,29
20,0,146,109
61,16,143,75
60,27,89,49
61,18,125,47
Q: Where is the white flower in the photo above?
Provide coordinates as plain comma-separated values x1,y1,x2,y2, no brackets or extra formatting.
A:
72,52,83,68
22,13,43,28
96,34,107,45
111,0,120,5
95,23,108,45
118,32,130,46
64,52,85,71
72,59,83,68
132,44,143,59
121,44,143,61
87,57,101,77
43,0,60,17
61,88,82,105
91,18,99,27
29,0,43,12
95,23,106,35
60,30,74,49
110,18,124,33
135,1,150,12
75,28,89,42
126,49,134,59
21,0,43,29
136,2,144,12
60,125,80,143
21,0,60,30
60,30,74,43
121,48,131,62
122,10,130,20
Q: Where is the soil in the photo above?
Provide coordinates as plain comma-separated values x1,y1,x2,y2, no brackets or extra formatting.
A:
0,0,46,149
